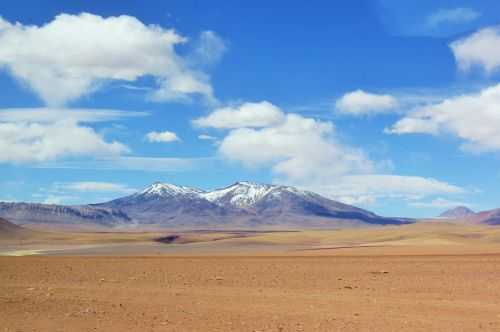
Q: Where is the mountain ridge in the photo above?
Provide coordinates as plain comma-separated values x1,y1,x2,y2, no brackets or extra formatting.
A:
0,216,24,232
0,181,411,229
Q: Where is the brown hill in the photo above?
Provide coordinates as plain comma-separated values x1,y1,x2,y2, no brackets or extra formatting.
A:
433,206,500,226
467,208,500,225
438,206,475,219
0,217,30,237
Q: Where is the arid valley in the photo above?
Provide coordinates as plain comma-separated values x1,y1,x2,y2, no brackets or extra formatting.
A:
3,222,500,331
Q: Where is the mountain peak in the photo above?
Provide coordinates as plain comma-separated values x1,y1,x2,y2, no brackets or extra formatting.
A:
139,182,204,197
201,181,275,208
438,206,475,219
200,181,315,208
231,181,271,188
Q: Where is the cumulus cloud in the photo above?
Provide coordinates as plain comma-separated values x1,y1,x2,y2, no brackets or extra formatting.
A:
149,71,214,103
193,101,284,129
210,102,373,181
426,8,480,29
0,13,223,105
145,130,180,143
219,116,373,181
386,83,500,152
450,25,500,74
335,90,399,115
0,107,135,164
0,120,128,163
200,100,465,206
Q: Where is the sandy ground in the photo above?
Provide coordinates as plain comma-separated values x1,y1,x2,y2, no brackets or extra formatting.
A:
2,223,500,331
2,252,500,332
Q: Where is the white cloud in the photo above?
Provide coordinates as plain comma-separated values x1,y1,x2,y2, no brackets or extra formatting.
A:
0,13,223,105
330,175,463,196
198,134,217,140
386,83,500,152
42,195,78,205
0,108,148,123
302,175,464,206
426,8,480,29
189,30,227,67
193,101,285,128
450,25,500,74
385,117,439,135
410,197,470,209
0,120,128,163
120,84,153,91
149,71,214,104
200,100,465,207
54,181,137,194
34,156,212,172
334,195,377,206
38,181,137,205
145,130,180,143
217,108,373,182
335,90,399,115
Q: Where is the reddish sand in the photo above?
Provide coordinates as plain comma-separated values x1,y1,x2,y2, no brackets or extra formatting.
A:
2,251,500,331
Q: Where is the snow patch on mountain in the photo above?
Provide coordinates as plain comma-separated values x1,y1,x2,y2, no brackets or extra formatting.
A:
199,181,316,208
201,182,274,207
138,182,204,198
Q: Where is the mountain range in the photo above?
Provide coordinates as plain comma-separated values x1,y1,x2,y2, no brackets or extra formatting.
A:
0,181,410,229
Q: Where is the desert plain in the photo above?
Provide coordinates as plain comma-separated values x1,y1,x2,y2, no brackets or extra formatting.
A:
2,222,500,331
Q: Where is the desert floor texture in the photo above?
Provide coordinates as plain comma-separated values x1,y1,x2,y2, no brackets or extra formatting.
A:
2,223,500,331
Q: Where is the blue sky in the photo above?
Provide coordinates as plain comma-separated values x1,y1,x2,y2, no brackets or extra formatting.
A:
1,0,500,218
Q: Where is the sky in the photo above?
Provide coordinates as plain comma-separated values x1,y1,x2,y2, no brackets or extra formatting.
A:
1,0,500,218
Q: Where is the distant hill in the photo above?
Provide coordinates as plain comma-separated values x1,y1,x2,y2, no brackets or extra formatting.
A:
438,206,476,219
0,181,411,229
0,217,30,237
0,202,132,228
437,206,500,225
468,209,500,225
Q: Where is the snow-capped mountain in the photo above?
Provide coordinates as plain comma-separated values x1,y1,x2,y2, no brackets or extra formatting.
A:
94,183,228,227
200,181,305,208
198,181,384,226
129,180,407,227
138,182,204,198
0,181,411,229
